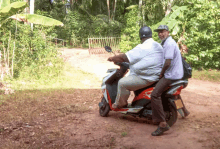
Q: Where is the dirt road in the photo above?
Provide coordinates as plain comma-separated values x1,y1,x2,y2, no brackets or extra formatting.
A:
0,48,219,149
62,48,220,149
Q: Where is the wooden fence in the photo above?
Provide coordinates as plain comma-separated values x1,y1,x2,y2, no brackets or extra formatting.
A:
88,37,121,54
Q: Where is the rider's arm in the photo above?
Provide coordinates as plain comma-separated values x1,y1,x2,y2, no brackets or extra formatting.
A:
160,42,175,78
160,59,171,78
108,54,129,63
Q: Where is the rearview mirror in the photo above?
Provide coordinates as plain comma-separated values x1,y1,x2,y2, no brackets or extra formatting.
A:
104,46,112,53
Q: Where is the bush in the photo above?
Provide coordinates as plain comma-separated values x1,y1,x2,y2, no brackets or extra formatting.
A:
120,0,220,70
183,0,220,69
0,21,64,81
119,8,140,53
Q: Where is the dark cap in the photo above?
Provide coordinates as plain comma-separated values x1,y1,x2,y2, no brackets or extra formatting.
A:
154,25,169,32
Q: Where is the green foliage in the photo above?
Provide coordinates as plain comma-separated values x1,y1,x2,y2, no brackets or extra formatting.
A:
192,69,220,82
0,1,28,26
0,0,66,82
119,0,167,52
0,21,64,81
182,0,220,69
119,8,140,53
120,0,220,70
121,132,128,137
150,5,188,36
15,25,64,80
55,9,122,47
0,0,10,9
151,0,220,69
35,0,66,22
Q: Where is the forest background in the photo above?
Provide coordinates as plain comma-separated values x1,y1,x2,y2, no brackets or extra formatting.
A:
0,0,219,84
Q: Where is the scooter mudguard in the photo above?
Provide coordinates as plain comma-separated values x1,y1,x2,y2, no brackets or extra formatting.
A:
167,85,185,117
168,98,185,117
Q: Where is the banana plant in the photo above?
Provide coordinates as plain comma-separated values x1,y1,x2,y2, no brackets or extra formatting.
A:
0,0,63,78
0,0,64,27
151,5,187,35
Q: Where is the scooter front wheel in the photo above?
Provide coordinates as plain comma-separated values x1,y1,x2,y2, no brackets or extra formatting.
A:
99,97,110,117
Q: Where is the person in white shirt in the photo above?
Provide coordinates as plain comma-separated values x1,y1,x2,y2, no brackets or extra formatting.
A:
108,26,164,109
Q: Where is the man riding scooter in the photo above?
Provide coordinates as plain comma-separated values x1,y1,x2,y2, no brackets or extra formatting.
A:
107,26,164,109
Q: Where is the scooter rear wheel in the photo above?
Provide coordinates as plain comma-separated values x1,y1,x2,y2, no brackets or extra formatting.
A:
165,104,178,127
99,97,110,117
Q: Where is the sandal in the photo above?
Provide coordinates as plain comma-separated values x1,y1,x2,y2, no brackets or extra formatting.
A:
151,124,170,136
112,103,118,109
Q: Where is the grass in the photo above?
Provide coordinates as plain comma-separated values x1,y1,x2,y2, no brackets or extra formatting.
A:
106,117,129,137
192,69,220,82
0,62,101,123
121,132,128,137
0,62,102,112
4,63,101,91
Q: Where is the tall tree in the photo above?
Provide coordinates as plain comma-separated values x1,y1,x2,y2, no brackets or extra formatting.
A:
107,0,110,21
112,0,117,20
138,0,142,25
165,0,174,16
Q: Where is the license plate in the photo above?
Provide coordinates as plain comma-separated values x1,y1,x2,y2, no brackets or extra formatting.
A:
174,99,184,109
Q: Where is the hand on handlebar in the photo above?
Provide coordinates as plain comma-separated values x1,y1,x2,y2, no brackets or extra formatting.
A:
107,57,113,62
107,57,123,66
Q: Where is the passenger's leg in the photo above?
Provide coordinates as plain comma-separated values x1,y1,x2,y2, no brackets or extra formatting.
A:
151,77,173,136
113,75,154,108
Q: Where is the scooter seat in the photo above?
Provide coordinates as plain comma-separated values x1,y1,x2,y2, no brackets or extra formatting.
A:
169,80,188,87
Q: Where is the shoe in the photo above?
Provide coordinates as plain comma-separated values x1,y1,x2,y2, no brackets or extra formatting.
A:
151,124,170,136
112,103,118,109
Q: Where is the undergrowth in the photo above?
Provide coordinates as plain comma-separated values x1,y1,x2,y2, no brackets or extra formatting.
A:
4,63,101,91
192,69,220,82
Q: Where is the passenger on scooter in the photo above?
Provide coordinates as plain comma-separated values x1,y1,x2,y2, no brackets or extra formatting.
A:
107,26,164,109
151,25,190,136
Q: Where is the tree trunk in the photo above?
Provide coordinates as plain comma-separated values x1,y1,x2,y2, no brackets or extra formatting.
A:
112,0,117,20
138,0,142,26
107,0,110,21
12,16,18,78
165,0,173,16
142,0,145,26
7,31,11,72
30,0,35,30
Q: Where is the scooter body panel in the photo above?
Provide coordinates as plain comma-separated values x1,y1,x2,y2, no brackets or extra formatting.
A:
100,65,188,117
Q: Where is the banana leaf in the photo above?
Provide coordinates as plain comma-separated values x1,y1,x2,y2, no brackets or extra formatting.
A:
126,5,138,10
0,0,10,10
10,14,64,26
0,2,27,17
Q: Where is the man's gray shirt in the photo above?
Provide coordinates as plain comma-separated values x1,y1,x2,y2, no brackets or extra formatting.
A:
163,36,183,80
